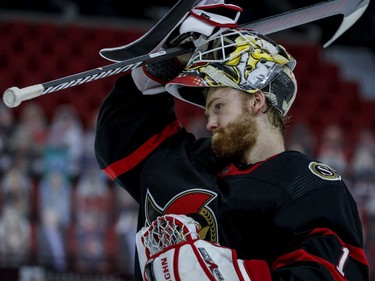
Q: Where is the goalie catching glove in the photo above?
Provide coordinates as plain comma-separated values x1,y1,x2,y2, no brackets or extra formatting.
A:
131,0,242,95
144,239,272,281
136,214,272,281
136,214,201,279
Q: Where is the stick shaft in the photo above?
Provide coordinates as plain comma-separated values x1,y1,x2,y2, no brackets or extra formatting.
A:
3,0,369,108
2,47,189,108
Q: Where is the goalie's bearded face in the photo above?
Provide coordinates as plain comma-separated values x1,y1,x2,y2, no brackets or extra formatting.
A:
205,88,258,160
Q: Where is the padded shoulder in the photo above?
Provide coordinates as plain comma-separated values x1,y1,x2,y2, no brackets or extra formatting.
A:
252,151,344,200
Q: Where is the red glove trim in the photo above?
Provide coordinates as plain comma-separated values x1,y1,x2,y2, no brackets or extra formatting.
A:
189,3,242,28
190,241,221,281
243,260,272,281
194,3,243,12
173,244,182,281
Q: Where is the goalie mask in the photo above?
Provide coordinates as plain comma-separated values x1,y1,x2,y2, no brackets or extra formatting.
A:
165,29,297,116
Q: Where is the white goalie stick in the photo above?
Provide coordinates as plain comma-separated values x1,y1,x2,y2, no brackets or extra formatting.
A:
2,0,370,108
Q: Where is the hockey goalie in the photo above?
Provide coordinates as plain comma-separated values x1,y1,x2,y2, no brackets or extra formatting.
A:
95,0,370,280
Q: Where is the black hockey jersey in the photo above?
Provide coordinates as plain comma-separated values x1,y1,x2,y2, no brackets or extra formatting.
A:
95,75,369,280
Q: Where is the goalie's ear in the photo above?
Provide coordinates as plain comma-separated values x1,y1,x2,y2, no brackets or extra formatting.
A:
249,91,268,115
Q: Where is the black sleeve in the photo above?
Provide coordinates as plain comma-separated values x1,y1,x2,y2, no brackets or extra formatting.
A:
244,153,369,280
271,181,369,280
94,74,179,201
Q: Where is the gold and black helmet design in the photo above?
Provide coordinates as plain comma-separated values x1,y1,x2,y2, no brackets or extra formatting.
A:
166,29,297,116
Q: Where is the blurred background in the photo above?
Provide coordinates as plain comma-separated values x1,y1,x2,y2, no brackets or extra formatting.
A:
0,0,374,280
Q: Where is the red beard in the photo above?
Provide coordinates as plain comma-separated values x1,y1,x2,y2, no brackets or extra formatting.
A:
211,109,258,160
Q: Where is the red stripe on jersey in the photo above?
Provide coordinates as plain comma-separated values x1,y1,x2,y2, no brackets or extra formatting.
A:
103,121,180,180
309,228,368,266
219,154,279,177
272,227,368,280
272,248,347,280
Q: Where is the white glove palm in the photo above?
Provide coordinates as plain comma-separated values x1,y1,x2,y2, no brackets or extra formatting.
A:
144,239,273,281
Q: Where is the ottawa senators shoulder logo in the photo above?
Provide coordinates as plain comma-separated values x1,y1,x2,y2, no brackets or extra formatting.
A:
308,161,342,181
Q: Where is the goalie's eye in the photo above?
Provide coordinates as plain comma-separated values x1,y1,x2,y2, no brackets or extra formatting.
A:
214,103,223,113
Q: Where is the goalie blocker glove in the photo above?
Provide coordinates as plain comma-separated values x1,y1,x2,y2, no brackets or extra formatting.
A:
131,1,242,95
144,239,272,281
